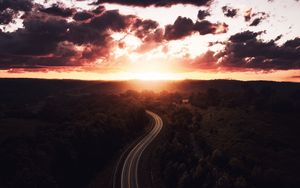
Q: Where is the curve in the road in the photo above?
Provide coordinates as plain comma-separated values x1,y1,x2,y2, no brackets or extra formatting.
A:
119,110,163,188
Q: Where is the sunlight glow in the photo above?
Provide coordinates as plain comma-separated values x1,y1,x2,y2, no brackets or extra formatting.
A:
1,69,300,82
130,72,183,80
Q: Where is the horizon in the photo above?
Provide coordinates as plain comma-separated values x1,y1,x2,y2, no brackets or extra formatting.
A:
1,77,300,84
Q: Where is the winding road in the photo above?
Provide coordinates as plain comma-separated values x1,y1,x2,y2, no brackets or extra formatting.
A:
114,110,163,188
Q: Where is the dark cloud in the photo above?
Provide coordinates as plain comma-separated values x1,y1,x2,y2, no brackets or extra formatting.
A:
91,5,105,14
190,31,300,71
0,0,33,12
249,12,269,26
73,11,94,21
40,3,76,17
164,17,194,40
68,10,134,45
135,30,164,53
243,8,269,26
0,47,80,69
134,26,164,53
229,30,261,43
0,18,69,56
1,2,228,70
0,8,161,69
0,9,16,24
274,34,283,41
164,16,228,40
132,19,159,39
0,0,33,25
284,37,300,48
92,0,213,7
222,6,238,18
1,0,297,73
90,10,132,31
197,9,210,20
215,31,300,70
194,20,228,35
250,17,262,26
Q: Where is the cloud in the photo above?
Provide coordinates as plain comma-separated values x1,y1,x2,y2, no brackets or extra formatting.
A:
39,3,76,17
0,17,69,56
274,34,283,41
291,75,300,78
222,6,238,18
132,19,159,39
73,11,94,21
92,5,105,14
197,9,210,20
134,27,164,53
0,6,163,70
214,31,300,70
92,0,213,7
187,31,300,71
0,9,16,24
164,16,228,40
243,8,269,26
229,30,262,43
249,12,269,26
0,0,33,12
0,0,33,24
244,8,252,21
188,50,218,69
89,10,132,32
164,17,194,40
194,20,228,35
249,18,262,26
284,37,300,48
0,0,229,70
1,0,298,74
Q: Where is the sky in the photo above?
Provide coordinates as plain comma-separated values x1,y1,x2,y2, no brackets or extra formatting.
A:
0,0,299,81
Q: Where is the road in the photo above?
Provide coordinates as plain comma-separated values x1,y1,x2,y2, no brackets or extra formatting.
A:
115,110,163,188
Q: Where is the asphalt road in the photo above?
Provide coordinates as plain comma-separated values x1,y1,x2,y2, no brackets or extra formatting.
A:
116,110,163,188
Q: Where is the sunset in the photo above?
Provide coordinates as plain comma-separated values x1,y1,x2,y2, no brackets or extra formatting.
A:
0,0,299,81
0,1,300,188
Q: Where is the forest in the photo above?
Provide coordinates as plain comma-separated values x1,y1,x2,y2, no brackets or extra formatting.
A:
0,79,299,188
0,79,149,188
154,81,300,188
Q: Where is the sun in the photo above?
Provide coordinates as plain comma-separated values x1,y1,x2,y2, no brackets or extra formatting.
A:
121,57,183,80
131,72,183,80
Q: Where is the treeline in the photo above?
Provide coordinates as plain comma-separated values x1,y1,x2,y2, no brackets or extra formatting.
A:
189,85,300,113
0,93,149,188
